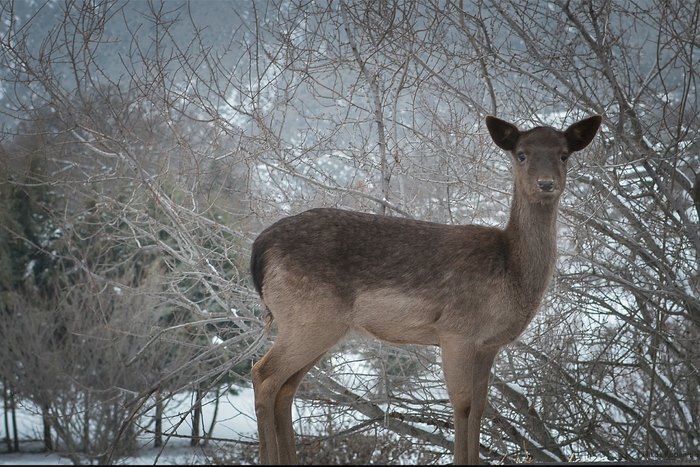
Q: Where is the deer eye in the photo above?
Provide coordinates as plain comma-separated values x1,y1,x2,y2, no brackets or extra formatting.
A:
517,152,526,162
561,152,570,162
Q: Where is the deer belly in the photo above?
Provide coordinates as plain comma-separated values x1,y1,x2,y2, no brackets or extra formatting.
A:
352,288,440,345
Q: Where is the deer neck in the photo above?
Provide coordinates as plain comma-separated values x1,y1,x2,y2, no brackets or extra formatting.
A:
504,192,559,309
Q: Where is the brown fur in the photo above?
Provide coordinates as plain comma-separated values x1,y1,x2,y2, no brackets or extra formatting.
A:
250,115,602,464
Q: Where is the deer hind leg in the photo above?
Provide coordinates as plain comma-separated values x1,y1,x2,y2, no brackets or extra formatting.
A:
252,349,279,464
274,356,324,463
252,321,347,464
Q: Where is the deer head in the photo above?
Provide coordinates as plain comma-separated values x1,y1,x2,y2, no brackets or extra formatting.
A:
486,115,602,204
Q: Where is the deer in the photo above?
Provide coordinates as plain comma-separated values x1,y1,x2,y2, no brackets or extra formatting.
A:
249,114,602,465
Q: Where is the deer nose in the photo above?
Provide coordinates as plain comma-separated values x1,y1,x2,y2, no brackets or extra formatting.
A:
538,179,555,192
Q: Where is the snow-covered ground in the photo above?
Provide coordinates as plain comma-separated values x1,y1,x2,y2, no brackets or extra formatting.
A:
0,443,211,465
0,387,258,465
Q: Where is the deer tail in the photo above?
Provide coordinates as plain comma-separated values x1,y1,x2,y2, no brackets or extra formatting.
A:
251,231,275,333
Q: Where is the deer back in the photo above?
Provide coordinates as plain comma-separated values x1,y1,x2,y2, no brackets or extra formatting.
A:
252,208,509,302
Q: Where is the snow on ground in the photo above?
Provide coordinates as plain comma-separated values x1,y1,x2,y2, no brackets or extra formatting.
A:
0,387,258,465
0,442,210,465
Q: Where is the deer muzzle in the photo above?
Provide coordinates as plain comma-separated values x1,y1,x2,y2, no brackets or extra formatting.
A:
537,178,555,192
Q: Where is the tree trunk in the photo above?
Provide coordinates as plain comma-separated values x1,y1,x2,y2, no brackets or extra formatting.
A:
154,390,163,448
10,387,18,452
3,382,10,452
190,386,202,447
203,386,220,447
42,403,53,451
82,391,90,452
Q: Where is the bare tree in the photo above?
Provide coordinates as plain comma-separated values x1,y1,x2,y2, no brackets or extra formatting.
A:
1,0,697,463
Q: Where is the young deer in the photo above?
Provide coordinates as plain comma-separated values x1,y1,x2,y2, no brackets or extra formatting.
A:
250,115,602,464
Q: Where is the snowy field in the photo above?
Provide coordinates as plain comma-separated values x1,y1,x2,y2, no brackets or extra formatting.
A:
0,387,259,465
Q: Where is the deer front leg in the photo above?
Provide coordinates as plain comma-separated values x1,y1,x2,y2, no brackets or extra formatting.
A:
468,349,498,464
441,338,499,465
453,403,471,464
440,338,476,465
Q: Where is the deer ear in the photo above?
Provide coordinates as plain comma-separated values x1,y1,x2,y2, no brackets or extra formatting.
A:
486,116,520,151
565,115,602,152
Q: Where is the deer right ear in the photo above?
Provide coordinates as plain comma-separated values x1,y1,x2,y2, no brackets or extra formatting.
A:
486,116,520,151
565,115,603,152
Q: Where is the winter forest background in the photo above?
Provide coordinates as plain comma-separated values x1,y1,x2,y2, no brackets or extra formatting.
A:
0,0,698,464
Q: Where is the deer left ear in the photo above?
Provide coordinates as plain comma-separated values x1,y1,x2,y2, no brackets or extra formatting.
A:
565,115,603,152
486,116,521,151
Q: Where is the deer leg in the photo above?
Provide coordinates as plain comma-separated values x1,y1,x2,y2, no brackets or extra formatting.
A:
467,349,498,465
252,349,281,464
274,357,324,464
253,321,347,464
439,338,476,465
